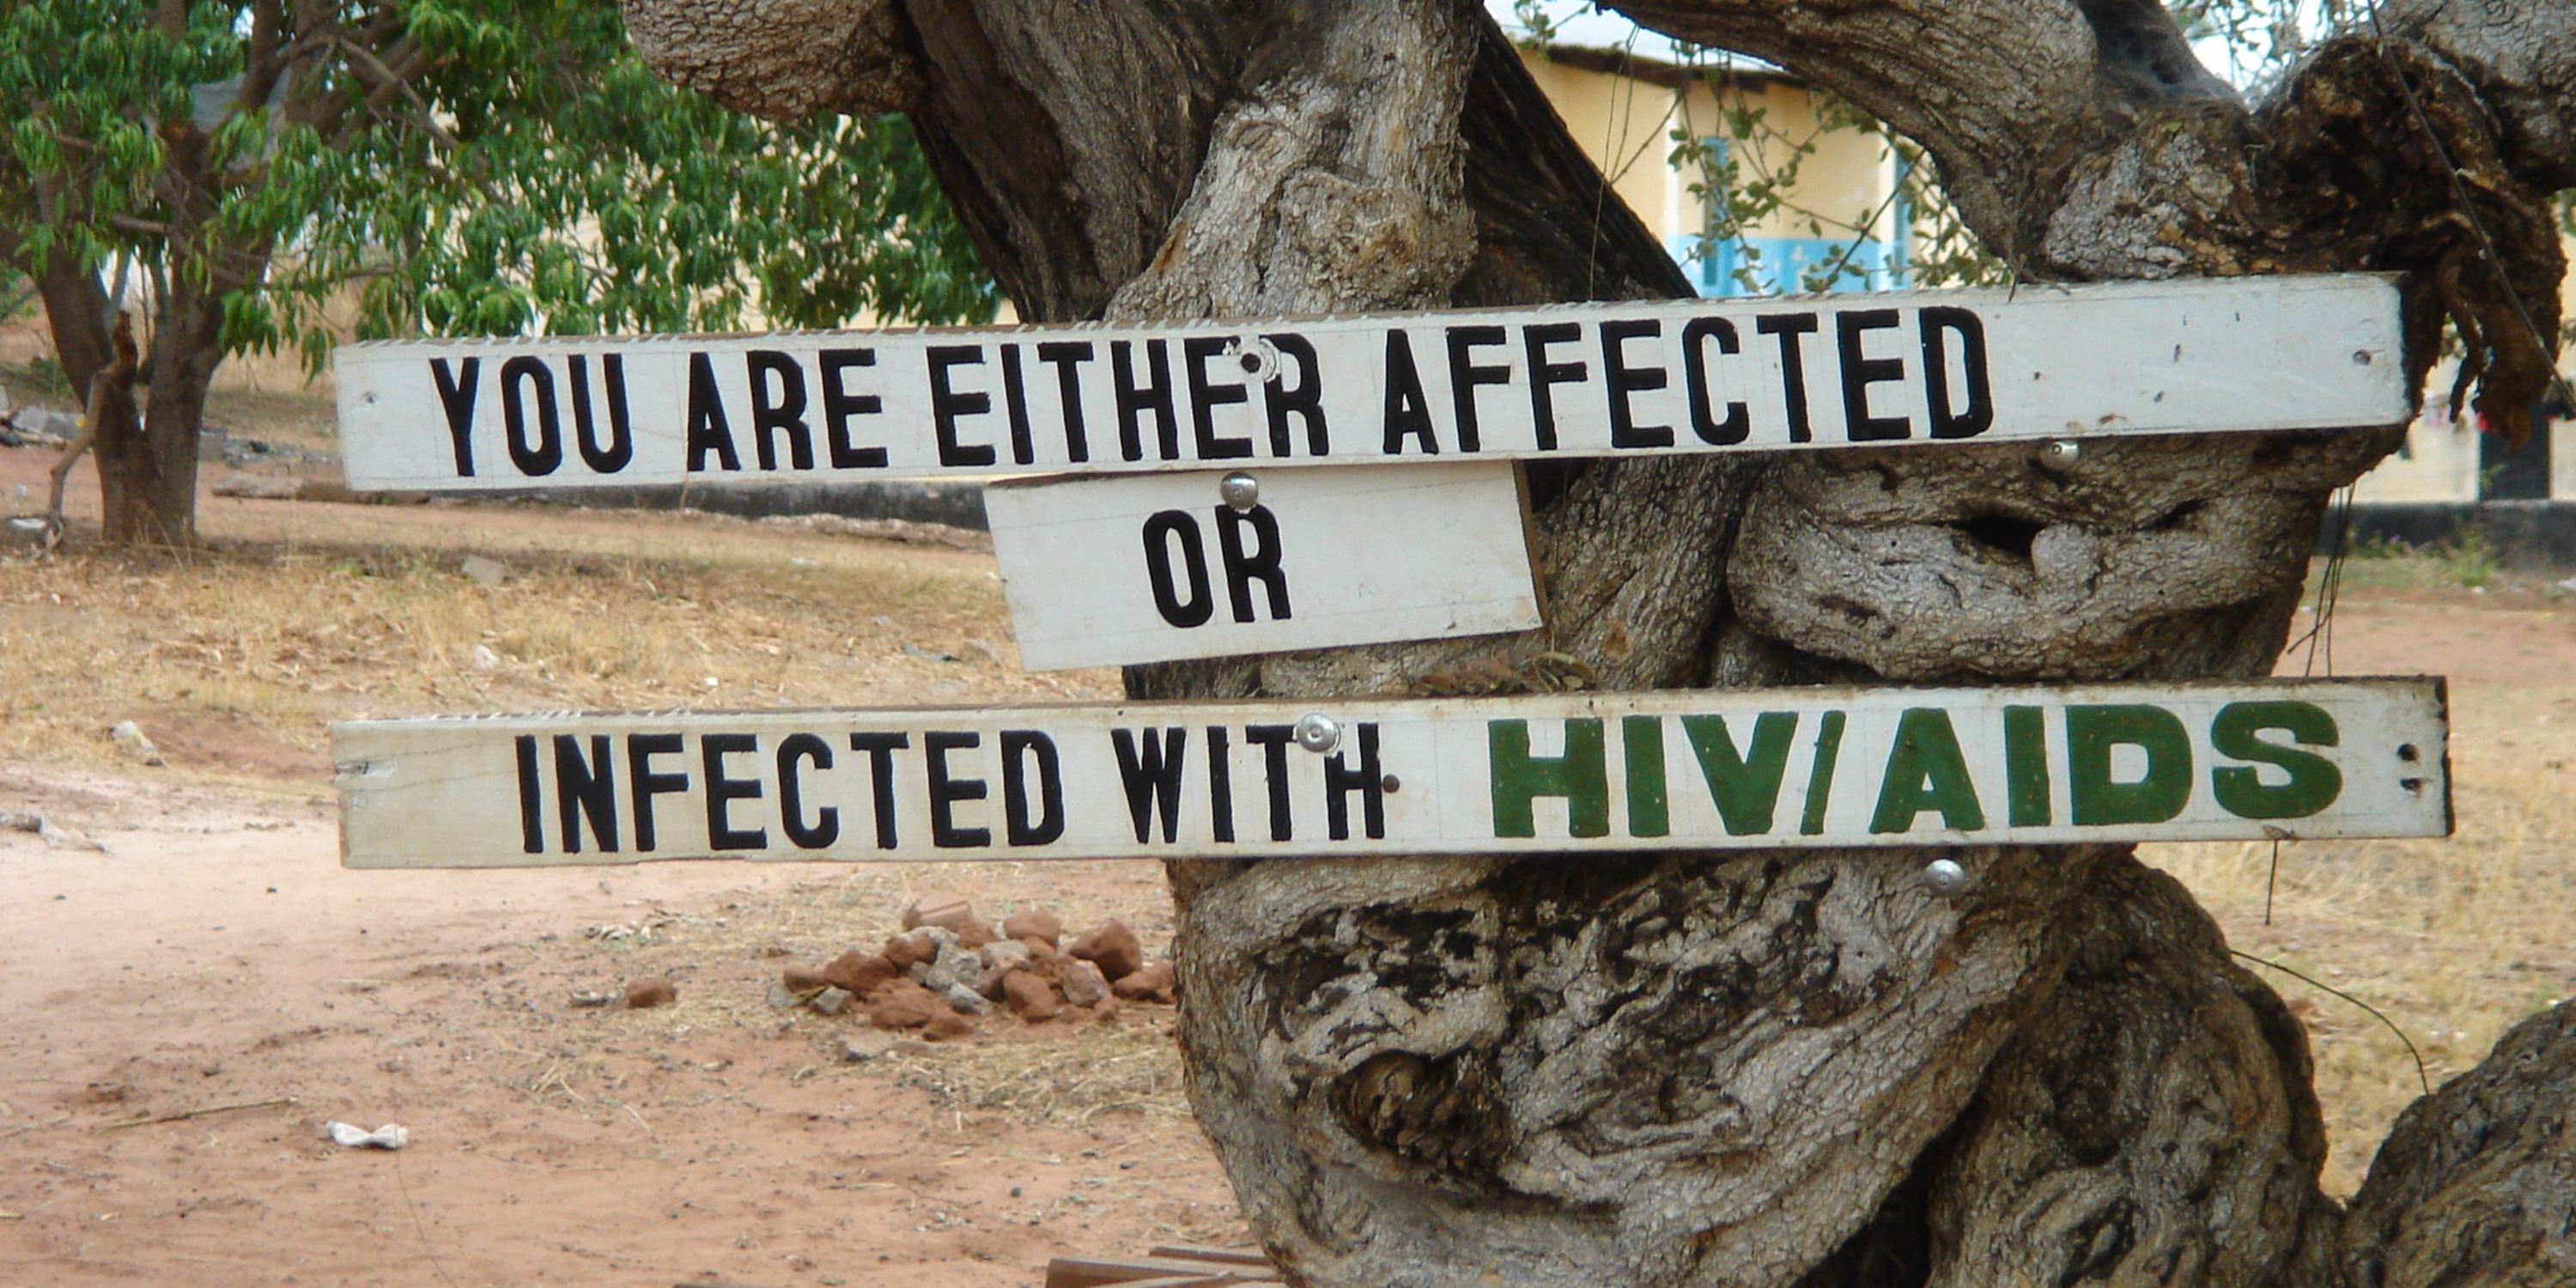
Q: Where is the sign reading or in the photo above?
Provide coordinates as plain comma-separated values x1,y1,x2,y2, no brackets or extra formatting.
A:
334,276,2405,491
333,678,2449,868
986,463,1540,671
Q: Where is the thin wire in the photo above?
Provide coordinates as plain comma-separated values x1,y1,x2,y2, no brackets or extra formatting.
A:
2263,840,2281,926
2234,950,2434,1097
392,1148,463,1288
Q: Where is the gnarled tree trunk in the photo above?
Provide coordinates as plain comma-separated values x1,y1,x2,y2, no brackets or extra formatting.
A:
617,2,2576,1284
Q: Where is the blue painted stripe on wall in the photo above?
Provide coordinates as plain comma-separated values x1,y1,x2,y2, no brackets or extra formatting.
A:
1665,235,1901,297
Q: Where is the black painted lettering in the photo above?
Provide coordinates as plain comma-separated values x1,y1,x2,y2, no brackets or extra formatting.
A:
1756,313,1820,443
776,733,838,850
999,343,1036,465
1261,333,1327,456
1837,309,1910,441
747,350,815,471
1524,322,1587,451
1600,319,1674,448
1142,510,1215,629
1445,325,1509,453
928,345,998,467
1112,339,1179,461
1382,330,1438,454
1325,723,1386,841
1036,341,1095,462
684,352,742,471
1680,318,1750,445
567,355,635,472
431,356,480,477
1247,724,1296,841
1920,307,1994,439
924,730,990,848
702,732,768,851
1206,726,1236,844
1214,504,1291,623
818,349,888,469
627,732,690,852
553,733,620,854
513,733,543,853
1000,731,1065,847
847,732,908,850
1112,727,1188,844
1184,336,1254,459
500,355,563,476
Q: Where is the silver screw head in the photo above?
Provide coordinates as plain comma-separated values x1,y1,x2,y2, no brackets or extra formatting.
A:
1293,713,1342,754
1219,471,1260,513
2038,440,2081,471
1923,858,1971,895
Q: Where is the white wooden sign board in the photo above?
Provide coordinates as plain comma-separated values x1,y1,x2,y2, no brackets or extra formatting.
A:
332,275,2406,491
333,677,2449,869
986,462,1540,671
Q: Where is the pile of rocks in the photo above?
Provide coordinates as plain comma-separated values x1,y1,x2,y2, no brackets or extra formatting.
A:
775,894,1176,1040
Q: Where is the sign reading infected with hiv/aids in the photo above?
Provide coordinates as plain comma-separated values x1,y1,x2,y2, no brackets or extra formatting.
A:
333,276,2406,491
332,678,2450,869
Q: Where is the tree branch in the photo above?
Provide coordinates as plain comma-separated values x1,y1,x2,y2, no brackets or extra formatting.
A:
1600,0,2220,271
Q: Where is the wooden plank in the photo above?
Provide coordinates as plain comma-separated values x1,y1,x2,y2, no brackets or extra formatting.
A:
1143,1246,1275,1267
334,275,2405,491
987,463,1540,670
1044,1255,1277,1287
333,677,2450,869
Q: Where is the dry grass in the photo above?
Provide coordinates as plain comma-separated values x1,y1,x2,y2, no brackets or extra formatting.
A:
0,517,1113,780
2146,562,2576,1196
4,462,2569,1182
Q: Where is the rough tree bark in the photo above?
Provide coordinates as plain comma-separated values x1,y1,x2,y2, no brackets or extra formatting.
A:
618,2,2575,1285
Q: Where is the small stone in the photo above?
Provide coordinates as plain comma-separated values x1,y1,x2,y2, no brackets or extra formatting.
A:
459,554,507,586
866,980,941,1030
920,943,982,993
974,963,1013,999
108,720,166,768
1088,998,1121,1023
922,1012,975,1042
1110,962,1176,1004
823,951,896,997
1059,959,1110,1008
781,965,829,993
624,977,677,1009
1020,936,1066,978
765,982,799,1012
883,931,937,970
809,986,854,1016
902,894,975,932
1001,909,1063,945
1000,969,1061,1022
952,920,996,951
841,1030,897,1062
941,982,992,1016
1067,921,1145,982
977,939,1032,973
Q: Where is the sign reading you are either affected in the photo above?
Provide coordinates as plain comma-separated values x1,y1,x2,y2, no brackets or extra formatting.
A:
334,678,2450,869
334,275,2406,492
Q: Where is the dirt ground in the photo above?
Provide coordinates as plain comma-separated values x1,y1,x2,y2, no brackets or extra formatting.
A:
3,436,2573,1286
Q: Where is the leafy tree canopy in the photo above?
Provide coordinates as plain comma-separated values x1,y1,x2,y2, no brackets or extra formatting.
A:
0,0,993,374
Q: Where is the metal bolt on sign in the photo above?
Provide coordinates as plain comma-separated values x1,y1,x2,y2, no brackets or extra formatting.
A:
1923,859,1971,895
2038,440,2082,471
1218,471,1260,512
1294,713,1342,754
